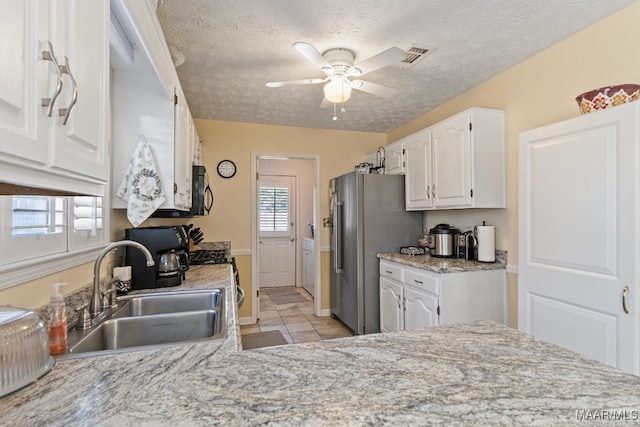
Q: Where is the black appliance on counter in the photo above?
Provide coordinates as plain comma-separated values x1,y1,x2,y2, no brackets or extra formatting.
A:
458,230,478,260
151,165,213,218
125,226,190,290
189,250,244,308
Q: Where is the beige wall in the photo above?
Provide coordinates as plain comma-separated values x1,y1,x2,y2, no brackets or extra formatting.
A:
387,1,640,328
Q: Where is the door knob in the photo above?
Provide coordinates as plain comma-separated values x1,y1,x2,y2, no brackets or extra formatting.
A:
290,237,295,242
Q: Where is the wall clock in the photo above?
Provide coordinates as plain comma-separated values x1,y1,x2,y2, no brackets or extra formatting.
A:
217,159,236,178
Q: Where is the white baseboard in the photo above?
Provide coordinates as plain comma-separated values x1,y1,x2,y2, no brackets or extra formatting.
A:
318,308,331,317
238,316,256,326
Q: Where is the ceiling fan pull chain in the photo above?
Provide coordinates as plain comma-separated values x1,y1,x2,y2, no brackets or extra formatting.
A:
333,103,338,121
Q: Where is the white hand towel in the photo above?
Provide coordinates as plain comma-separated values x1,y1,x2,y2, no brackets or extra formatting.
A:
116,136,166,227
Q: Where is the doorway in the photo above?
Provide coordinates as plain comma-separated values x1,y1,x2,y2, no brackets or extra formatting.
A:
258,175,296,287
251,153,320,324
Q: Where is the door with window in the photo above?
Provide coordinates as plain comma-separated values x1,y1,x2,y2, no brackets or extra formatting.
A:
258,176,296,288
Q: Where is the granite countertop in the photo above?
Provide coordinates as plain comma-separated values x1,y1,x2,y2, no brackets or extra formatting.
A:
378,251,507,274
3,265,640,425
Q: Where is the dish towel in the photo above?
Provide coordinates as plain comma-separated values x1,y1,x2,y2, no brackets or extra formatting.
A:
116,136,166,227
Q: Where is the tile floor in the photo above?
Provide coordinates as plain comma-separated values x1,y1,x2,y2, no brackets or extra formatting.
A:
240,286,353,348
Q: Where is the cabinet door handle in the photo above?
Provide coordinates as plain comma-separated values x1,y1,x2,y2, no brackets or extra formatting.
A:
622,285,630,314
41,42,64,117
385,270,393,274
426,186,430,199
397,295,401,308
58,57,78,126
432,184,435,198
403,296,406,311
414,279,423,284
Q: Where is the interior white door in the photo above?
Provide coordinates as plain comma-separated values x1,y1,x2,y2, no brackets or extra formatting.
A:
258,175,296,288
519,103,639,375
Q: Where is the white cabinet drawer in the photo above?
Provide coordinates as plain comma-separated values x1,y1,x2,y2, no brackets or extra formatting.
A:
405,268,439,295
380,260,403,281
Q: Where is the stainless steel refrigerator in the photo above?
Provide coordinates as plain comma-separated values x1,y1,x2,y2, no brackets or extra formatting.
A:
329,172,423,334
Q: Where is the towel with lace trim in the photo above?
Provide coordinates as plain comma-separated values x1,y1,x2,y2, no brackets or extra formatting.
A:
116,136,166,227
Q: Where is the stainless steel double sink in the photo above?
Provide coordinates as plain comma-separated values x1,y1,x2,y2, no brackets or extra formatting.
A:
59,289,226,359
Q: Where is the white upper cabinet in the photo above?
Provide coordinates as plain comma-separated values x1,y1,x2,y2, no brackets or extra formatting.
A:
384,140,404,175
430,113,472,207
365,141,404,175
0,2,48,167
50,0,110,182
404,130,432,209
0,0,109,196
173,85,194,210
110,0,197,212
404,107,505,211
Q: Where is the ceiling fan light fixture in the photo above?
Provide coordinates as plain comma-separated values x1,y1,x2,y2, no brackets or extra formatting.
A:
324,79,352,103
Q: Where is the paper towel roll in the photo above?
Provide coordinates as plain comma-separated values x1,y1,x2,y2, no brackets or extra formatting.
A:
476,226,495,262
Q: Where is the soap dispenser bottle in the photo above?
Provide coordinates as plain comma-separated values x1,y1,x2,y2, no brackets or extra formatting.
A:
48,282,68,355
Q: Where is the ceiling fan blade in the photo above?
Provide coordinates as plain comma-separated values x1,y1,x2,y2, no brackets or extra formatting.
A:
266,78,327,88
293,42,332,71
351,80,397,98
349,47,405,76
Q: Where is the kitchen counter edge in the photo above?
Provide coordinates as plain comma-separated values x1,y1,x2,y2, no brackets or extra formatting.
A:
377,251,507,273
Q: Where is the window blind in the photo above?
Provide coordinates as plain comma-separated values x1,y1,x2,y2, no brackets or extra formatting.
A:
259,187,289,232
11,196,67,237
73,196,103,236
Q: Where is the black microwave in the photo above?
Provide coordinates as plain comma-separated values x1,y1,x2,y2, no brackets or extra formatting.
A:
152,165,213,218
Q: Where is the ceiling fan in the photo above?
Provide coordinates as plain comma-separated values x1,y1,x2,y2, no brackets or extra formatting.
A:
266,42,405,118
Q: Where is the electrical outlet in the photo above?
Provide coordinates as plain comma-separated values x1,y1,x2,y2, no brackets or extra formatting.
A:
323,217,331,227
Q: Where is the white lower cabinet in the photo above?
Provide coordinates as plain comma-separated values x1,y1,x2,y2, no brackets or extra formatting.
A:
301,238,314,296
379,259,506,332
404,284,439,330
380,276,404,332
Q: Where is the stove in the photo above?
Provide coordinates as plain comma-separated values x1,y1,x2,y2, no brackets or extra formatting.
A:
189,249,230,265
189,250,242,304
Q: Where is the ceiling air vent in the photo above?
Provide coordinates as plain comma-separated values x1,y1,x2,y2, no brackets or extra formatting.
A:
399,44,434,69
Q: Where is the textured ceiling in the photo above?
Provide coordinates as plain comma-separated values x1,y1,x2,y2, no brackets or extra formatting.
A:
156,0,636,133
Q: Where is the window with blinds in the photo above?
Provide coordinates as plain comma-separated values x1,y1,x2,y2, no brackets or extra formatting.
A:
72,196,103,235
1,195,107,267
259,186,289,233
11,196,66,237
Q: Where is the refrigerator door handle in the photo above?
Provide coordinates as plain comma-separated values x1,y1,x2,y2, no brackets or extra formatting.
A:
334,202,343,273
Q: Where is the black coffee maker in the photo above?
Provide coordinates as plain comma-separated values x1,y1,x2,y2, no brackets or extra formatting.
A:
457,230,478,261
125,226,189,290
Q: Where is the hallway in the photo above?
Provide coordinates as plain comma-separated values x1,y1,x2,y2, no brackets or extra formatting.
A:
240,287,353,350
